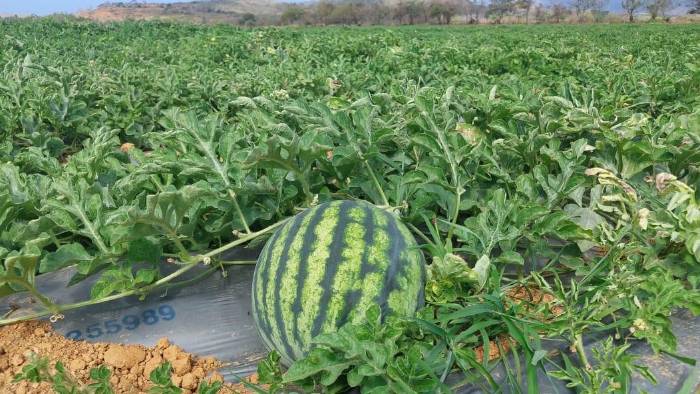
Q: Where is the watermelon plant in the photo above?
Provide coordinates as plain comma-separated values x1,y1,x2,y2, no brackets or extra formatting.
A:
1,19,699,393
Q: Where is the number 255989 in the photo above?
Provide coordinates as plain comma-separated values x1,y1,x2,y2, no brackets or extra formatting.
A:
65,304,176,340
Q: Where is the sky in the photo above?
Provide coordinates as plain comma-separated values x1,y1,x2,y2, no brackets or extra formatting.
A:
0,0,190,16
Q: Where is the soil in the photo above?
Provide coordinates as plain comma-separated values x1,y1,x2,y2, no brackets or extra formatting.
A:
0,321,260,394
506,285,565,318
468,286,565,363
473,336,514,363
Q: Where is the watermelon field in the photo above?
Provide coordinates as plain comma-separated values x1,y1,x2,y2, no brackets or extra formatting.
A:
1,18,700,393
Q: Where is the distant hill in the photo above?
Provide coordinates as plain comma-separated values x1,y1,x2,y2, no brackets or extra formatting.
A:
77,1,285,23
76,0,692,24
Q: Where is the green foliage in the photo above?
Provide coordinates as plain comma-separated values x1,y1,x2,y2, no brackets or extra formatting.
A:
14,359,221,394
257,351,284,392
87,366,113,394
148,362,181,394
196,380,223,394
12,356,51,384
13,356,114,394
280,305,449,394
1,20,699,393
549,338,657,393
425,253,478,303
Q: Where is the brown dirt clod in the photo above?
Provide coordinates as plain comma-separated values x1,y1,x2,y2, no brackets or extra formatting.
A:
104,344,147,369
163,344,184,362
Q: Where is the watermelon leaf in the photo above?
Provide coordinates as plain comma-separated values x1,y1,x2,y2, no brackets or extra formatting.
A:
282,348,351,384
473,255,491,291
40,243,93,273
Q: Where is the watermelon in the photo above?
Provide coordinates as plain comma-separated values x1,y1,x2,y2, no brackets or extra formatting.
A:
251,200,425,365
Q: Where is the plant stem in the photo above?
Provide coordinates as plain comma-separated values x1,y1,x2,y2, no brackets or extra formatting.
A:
170,232,190,258
579,226,629,286
159,266,219,292
75,205,110,254
364,160,390,207
574,333,591,370
446,186,462,246
406,222,433,244
0,221,287,326
426,114,462,248
296,172,314,206
229,189,252,234
440,350,455,383
1,263,201,326
180,121,252,234
4,277,60,314
155,259,257,292
340,119,389,207
219,260,257,265
203,219,287,258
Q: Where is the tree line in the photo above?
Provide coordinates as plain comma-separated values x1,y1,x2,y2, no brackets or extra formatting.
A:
236,0,697,26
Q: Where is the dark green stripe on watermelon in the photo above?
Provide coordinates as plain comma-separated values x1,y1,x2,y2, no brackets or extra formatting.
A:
376,209,406,316
310,201,352,338
358,203,377,279
251,200,425,366
269,207,313,362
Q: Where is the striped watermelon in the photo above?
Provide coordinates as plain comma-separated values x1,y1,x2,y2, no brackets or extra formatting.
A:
251,200,425,365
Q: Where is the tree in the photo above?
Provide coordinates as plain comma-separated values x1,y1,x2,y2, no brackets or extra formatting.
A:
441,1,458,23
570,0,606,21
691,0,700,13
397,0,424,24
315,1,335,24
280,6,305,24
429,1,447,23
475,0,487,21
461,0,475,22
368,2,391,24
238,13,256,26
534,4,547,22
589,0,607,17
487,0,516,23
646,0,673,19
428,1,458,24
393,1,407,23
571,0,589,20
327,2,363,24
621,0,642,21
592,9,608,21
460,0,485,22
518,0,534,22
550,3,570,22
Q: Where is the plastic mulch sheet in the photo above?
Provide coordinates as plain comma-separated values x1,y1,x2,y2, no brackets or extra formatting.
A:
451,308,700,393
2,247,699,391
0,247,266,380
